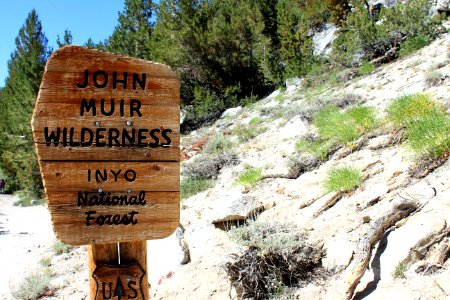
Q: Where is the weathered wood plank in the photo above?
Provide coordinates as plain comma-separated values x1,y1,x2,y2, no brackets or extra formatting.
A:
40,161,180,192
35,144,180,162
48,191,179,245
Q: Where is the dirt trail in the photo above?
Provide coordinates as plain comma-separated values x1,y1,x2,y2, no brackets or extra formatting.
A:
0,194,55,299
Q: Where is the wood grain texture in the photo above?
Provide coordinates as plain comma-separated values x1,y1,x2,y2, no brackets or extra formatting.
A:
88,243,119,299
48,191,179,245
34,144,180,162
32,46,180,248
40,161,179,192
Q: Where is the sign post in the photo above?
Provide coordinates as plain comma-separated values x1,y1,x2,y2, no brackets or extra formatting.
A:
31,46,180,299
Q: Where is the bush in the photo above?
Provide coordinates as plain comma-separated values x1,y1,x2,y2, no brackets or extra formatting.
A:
331,0,443,66
295,139,334,161
180,176,214,200
386,93,442,127
424,70,442,87
203,133,233,155
12,269,52,300
314,107,360,144
346,106,377,131
233,124,265,142
393,262,407,279
323,166,363,193
405,111,450,159
184,152,239,179
53,240,72,255
236,168,263,187
226,222,324,300
358,62,375,76
230,221,308,253
398,34,430,58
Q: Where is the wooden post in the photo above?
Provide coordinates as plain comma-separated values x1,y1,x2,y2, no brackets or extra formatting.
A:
88,241,148,300
31,46,180,300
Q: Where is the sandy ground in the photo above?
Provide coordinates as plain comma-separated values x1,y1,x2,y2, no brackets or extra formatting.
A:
0,194,55,299
0,194,181,299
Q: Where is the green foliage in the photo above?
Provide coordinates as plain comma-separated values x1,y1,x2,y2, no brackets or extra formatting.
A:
233,123,266,143
387,93,449,159
326,0,351,25
53,240,72,255
386,93,441,128
0,9,50,198
184,152,239,179
230,221,308,253
39,256,52,267
405,111,450,159
203,133,232,155
108,0,154,59
393,262,407,279
295,139,334,161
314,105,377,145
180,176,214,200
332,0,443,66
323,166,363,193
346,106,377,131
56,29,73,48
236,167,263,187
11,269,52,300
314,107,359,144
398,34,431,58
358,62,375,76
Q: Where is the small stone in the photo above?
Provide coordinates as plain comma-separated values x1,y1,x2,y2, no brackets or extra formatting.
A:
362,215,371,224
49,276,69,289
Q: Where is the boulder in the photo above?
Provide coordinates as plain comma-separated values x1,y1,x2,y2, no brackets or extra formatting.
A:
313,24,337,57
221,106,243,118
436,0,450,11
279,115,308,139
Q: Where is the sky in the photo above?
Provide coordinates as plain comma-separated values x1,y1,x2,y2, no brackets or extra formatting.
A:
0,0,125,87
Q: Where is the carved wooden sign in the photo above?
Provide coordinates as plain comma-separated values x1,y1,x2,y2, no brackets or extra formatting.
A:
32,46,180,245
93,263,145,300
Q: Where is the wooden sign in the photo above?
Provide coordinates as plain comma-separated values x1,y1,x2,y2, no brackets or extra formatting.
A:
31,46,180,246
93,263,145,300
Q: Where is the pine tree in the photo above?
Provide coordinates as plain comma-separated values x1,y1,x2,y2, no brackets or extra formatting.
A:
56,29,73,48
108,0,154,59
0,9,50,199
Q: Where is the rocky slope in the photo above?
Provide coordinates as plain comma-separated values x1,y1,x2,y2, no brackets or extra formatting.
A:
154,31,450,300
1,28,448,300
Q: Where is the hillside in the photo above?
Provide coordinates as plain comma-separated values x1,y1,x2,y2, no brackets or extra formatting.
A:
1,24,449,300
154,30,450,300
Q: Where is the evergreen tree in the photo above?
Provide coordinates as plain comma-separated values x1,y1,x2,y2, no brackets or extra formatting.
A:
56,29,73,48
108,0,154,59
0,9,50,198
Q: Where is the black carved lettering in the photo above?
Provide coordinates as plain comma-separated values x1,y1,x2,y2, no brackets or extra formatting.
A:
132,73,146,90
124,169,136,182
130,99,142,117
110,169,121,182
108,128,120,147
44,127,60,146
93,70,108,88
138,129,148,147
100,98,114,116
81,128,94,146
85,211,96,226
95,169,107,182
76,70,89,88
80,98,96,116
149,129,160,148
113,71,127,89
161,128,172,147
95,128,106,147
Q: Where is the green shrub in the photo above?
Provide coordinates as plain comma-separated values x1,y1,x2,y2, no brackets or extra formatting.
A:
181,176,214,200
314,107,360,144
405,111,450,159
425,70,442,87
236,168,263,187
184,152,239,179
203,133,233,155
230,221,307,253
323,166,363,193
249,117,264,126
393,262,407,279
12,269,52,300
346,106,377,131
39,256,52,267
53,240,72,255
386,93,442,127
295,139,334,161
233,124,266,142
358,62,375,76
398,34,430,58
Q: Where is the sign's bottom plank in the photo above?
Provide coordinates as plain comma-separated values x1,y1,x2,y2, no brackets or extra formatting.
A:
47,191,179,245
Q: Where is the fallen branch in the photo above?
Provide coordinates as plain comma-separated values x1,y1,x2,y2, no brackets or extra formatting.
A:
313,193,343,218
342,202,418,300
